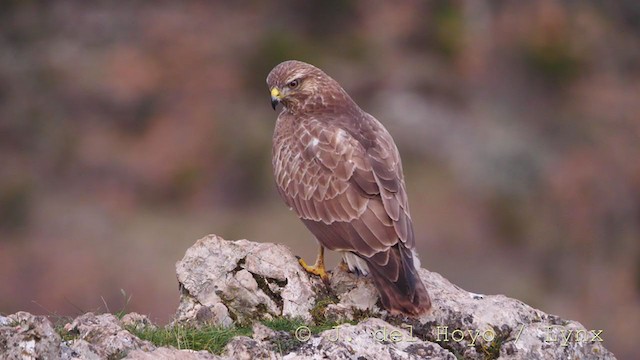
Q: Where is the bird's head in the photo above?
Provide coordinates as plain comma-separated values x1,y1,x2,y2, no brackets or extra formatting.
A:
266,60,339,113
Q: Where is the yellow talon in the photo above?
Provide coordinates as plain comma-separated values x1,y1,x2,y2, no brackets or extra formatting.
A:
297,246,329,283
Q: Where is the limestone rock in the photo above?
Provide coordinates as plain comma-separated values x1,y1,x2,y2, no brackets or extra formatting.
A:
62,313,155,358
221,336,279,360
0,311,61,360
174,234,319,326
403,270,613,359
251,322,278,342
121,312,157,331
174,235,616,359
61,339,101,360
285,318,454,360
124,347,221,360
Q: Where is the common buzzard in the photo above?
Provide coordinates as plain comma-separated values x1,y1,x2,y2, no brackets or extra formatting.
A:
266,60,431,316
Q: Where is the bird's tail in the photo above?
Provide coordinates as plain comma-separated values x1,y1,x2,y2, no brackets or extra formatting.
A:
366,245,432,317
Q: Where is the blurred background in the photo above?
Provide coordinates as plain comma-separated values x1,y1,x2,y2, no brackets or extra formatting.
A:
0,0,638,357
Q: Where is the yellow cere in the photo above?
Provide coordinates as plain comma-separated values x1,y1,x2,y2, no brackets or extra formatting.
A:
271,87,281,98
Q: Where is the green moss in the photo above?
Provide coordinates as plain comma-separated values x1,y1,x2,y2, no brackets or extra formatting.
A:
351,308,375,323
309,295,338,324
477,327,509,360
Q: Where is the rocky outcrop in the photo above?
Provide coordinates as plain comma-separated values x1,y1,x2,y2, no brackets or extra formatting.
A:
0,312,62,360
172,235,615,359
173,237,318,326
0,234,616,359
62,313,155,359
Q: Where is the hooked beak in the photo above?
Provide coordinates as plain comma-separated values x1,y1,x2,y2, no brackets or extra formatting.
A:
270,87,281,110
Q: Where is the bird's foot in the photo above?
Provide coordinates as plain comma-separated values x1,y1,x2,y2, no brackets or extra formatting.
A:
296,256,330,284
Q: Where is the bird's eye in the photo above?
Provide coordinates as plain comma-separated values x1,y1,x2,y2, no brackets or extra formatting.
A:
287,79,299,89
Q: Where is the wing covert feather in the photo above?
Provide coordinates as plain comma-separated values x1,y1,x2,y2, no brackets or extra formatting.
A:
272,113,415,258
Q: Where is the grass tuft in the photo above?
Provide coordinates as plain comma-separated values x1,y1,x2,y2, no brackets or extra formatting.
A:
129,325,252,355
52,292,359,355
261,317,306,332
54,315,361,356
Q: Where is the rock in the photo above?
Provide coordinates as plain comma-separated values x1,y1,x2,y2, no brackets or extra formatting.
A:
62,313,155,359
401,270,614,359
175,235,616,359
251,322,278,342
0,311,61,360
121,312,157,331
0,315,11,326
322,265,384,323
285,318,454,360
61,339,101,360
221,336,279,360
124,347,221,359
174,234,319,326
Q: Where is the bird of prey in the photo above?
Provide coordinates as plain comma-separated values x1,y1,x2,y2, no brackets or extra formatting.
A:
266,60,431,316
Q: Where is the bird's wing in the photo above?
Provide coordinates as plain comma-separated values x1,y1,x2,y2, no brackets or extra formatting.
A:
273,112,415,284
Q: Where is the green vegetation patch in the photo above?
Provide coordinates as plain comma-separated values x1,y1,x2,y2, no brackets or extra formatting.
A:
129,325,252,355
261,316,357,355
120,316,357,356
262,316,355,335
